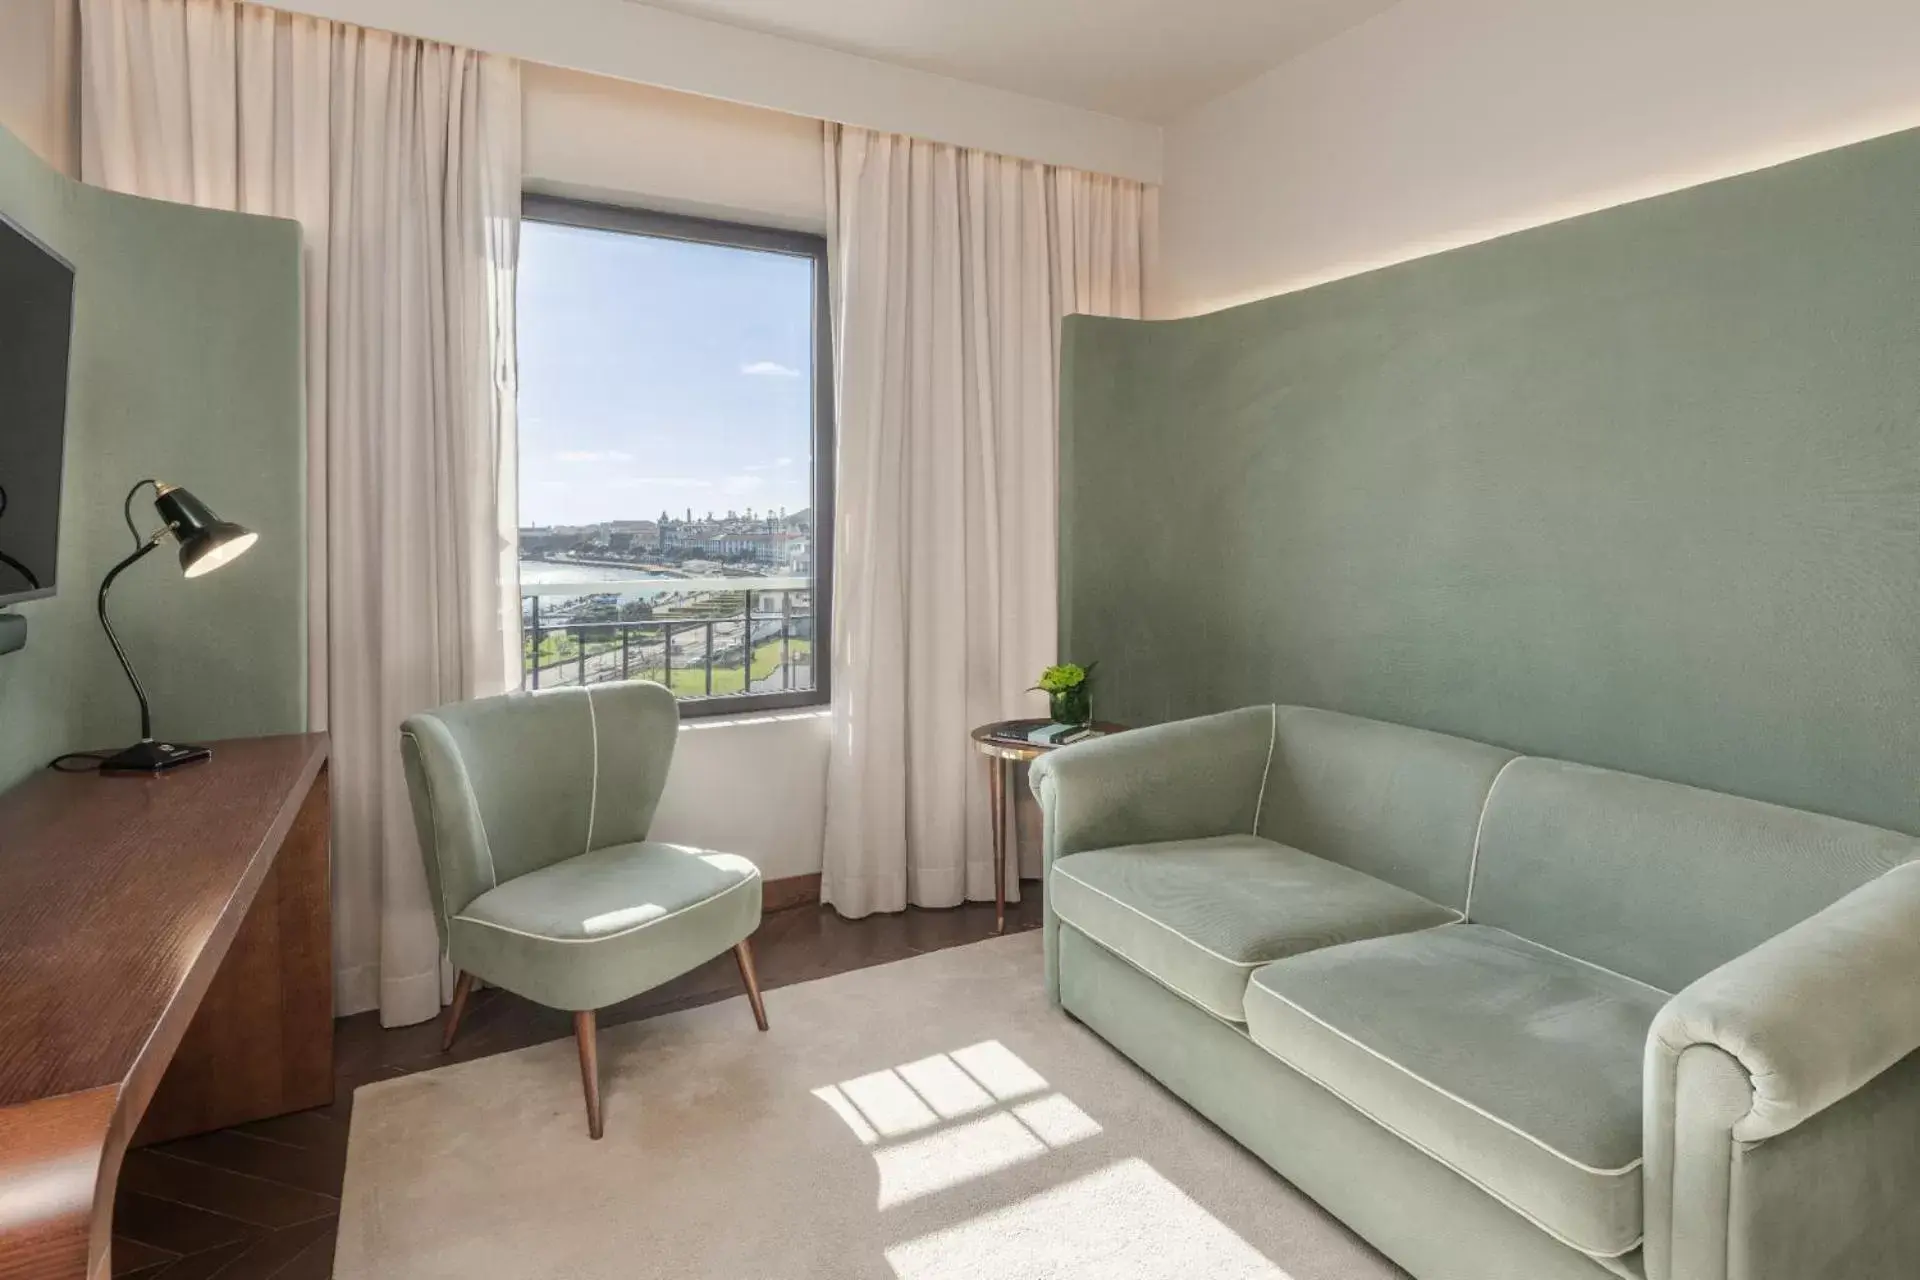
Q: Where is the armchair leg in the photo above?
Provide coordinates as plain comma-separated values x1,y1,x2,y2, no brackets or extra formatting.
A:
734,940,770,1031
574,1010,604,1140
442,970,474,1053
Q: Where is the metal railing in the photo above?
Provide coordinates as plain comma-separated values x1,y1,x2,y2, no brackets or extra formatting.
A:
521,575,814,706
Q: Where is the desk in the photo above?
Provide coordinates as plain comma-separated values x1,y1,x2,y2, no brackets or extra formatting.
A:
970,720,1126,934
0,735,332,1280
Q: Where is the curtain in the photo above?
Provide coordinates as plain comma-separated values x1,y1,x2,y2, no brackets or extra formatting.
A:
821,124,1149,917
81,0,522,1026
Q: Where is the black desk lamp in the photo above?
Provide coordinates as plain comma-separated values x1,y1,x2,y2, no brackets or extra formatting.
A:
97,478,258,774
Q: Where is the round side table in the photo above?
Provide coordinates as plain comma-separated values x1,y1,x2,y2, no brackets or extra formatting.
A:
970,719,1127,934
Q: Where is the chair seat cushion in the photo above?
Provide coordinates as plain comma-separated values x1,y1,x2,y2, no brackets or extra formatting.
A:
450,841,761,1011
1049,835,1460,1022
1244,924,1667,1259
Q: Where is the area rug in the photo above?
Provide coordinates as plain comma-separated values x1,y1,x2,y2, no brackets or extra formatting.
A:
335,931,1403,1279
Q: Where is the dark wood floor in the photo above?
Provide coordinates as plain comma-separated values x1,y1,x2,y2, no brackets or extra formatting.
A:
110,893,1046,1280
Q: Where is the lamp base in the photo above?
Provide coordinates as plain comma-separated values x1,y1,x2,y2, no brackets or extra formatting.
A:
99,739,213,774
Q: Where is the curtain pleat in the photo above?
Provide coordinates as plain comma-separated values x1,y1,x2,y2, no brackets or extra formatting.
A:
821,125,1149,917
81,0,521,1026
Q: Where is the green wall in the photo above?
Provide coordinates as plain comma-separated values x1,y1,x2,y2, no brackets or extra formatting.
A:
1061,126,1920,838
0,126,305,790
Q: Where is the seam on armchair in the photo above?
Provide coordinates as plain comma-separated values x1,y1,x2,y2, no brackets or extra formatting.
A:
403,726,501,916
1251,704,1278,835
1249,980,1646,1178
1463,754,1523,920
1505,932,1671,1000
454,866,762,945
1245,1024,1644,1260
584,686,601,855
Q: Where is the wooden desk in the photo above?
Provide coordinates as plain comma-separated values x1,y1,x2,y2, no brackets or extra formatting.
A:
0,735,332,1280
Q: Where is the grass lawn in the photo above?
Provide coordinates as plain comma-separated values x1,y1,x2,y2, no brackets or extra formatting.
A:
527,636,811,696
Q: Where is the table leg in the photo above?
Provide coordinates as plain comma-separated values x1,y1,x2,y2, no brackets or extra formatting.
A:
989,754,1008,934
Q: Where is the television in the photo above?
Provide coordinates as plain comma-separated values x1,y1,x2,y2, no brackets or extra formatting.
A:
0,210,75,608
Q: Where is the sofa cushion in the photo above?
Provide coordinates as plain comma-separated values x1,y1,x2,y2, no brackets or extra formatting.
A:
1258,705,1517,910
1471,756,1920,992
1244,924,1666,1259
1049,835,1460,1022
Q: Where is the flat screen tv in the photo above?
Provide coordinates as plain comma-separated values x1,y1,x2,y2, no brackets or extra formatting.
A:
0,211,74,607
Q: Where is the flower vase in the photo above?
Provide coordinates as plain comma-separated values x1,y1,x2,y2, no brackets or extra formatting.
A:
1050,685,1092,728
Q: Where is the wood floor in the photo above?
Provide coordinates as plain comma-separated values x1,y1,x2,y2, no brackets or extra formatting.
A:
109,893,1046,1280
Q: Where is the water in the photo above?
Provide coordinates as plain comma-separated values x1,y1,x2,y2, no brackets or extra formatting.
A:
518,560,664,585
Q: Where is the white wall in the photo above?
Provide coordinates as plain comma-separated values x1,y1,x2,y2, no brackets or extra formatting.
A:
270,0,1160,182
522,67,831,883
523,63,824,231
0,0,76,174
1157,0,1920,317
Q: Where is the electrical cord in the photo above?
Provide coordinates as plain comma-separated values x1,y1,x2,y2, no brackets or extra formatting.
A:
49,751,111,773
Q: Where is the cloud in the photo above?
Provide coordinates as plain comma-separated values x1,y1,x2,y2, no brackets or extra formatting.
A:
740,361,801,378
554,449,635,463
609,476,712,490
744,456,796,472
721,474,769,497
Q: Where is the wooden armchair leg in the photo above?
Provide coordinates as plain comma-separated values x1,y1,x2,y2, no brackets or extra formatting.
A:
574,1009,604,1140
734,940,770,1032
442,970,474,1053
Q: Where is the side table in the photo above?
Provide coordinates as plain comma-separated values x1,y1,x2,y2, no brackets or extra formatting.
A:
970,719,1127,934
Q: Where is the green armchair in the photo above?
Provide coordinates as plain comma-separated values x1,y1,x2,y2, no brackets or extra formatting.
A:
400,680,767,1139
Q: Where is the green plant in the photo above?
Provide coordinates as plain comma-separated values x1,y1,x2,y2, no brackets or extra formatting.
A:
1033,661,1098,726
1033,661,1094,694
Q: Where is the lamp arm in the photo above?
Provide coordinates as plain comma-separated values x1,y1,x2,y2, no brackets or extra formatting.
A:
99,534,164,743
122,478,163,549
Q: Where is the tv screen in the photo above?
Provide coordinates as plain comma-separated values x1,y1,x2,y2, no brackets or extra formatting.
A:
0,212,74,607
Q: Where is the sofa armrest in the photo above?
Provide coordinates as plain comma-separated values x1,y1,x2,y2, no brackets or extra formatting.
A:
1643,860,1920,1279
1029,705,1275,865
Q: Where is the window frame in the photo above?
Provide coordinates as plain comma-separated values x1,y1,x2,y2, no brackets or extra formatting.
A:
519,193,834,718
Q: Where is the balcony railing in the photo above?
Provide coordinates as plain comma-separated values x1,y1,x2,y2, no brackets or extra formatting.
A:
521,575,815,709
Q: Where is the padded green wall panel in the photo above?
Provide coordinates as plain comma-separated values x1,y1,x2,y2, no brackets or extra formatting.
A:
1061,126,1920,838
0,125,305,790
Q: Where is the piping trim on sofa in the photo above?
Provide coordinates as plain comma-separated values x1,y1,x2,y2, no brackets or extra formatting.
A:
1251,704,1278,835
1239,1013,1644,1260
1463,754,1524,920
1054,914,1251,1025
1247,977,1647,1179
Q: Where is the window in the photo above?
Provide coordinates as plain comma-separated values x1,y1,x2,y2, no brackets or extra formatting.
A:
516,196,832,715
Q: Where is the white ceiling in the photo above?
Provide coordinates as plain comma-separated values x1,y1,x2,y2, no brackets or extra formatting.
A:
626,0,1401,122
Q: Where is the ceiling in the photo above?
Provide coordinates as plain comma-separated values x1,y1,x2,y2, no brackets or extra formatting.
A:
626,0,1401,122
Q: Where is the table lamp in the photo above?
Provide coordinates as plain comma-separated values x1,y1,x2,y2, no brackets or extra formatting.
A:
97,478,258,774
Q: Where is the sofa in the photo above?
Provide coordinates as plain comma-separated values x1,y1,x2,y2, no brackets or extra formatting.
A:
1029,705,1920,1280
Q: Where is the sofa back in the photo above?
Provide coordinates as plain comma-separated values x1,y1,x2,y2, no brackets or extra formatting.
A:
1258,706,1516,911
1471,757,1920,992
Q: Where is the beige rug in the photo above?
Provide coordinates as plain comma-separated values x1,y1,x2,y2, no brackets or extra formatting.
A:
336,932,1403,1279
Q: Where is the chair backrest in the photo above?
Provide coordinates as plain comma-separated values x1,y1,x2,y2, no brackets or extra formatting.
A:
400,681,680,946
1258,705,1516,911
1471,757,1920,991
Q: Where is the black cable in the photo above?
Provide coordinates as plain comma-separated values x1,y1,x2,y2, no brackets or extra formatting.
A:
0,485,40,590
48,751,111,772
123,477,161,548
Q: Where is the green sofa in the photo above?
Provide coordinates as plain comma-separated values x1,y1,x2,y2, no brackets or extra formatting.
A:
1030,705,1920,1280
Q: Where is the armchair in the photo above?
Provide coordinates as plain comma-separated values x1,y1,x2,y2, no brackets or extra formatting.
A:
400,680,767,1139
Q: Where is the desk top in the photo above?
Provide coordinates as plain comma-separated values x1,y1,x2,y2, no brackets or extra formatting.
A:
0,734,328,1110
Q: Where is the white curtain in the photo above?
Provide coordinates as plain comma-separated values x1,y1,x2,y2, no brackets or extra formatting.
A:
821,124,1149,917
81,0,522,1026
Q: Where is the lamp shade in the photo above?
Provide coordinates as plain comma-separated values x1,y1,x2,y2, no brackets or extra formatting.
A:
153,483,257,578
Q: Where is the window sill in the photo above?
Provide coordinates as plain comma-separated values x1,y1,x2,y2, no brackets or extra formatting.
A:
679,706,831,732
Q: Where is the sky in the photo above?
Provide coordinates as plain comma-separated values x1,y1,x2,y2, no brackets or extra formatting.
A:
517,219,815,529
